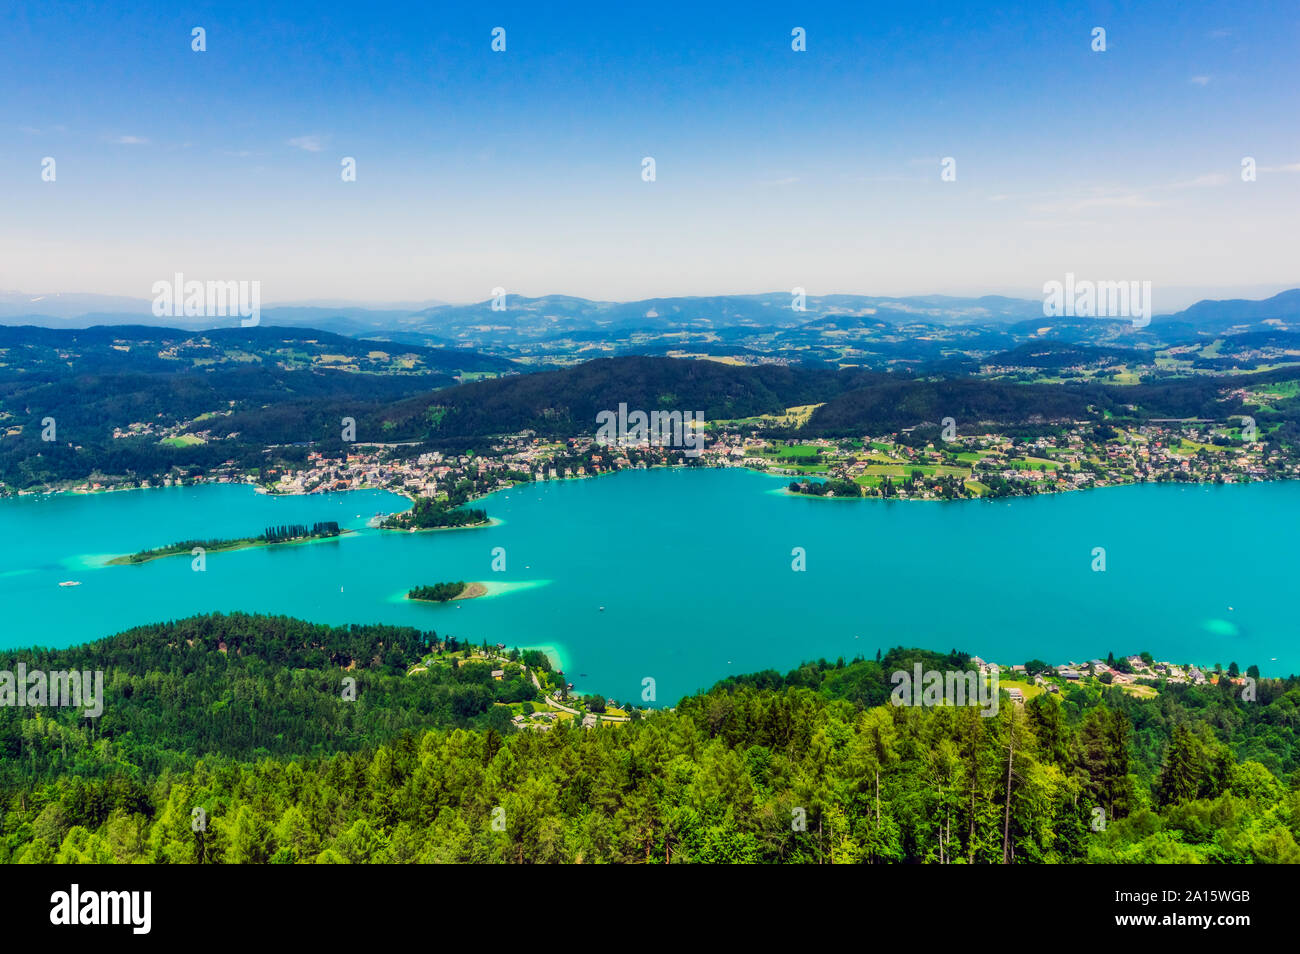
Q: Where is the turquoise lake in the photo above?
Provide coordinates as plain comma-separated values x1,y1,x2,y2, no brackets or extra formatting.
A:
0,468,1295,702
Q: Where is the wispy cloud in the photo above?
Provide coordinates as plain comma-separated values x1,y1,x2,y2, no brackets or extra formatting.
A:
758,176,800,187
1259,162,1300,174
1169,173,1229,188
112,135,148,145
1189,75,1212,86
1029,191,1162,214
288,135,325,152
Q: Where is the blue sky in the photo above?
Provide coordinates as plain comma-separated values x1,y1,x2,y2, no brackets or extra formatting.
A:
2,0,1298,307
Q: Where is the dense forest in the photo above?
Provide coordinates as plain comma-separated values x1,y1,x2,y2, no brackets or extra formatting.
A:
2,614,1297,863
365,356,1300,445
0,614,542,785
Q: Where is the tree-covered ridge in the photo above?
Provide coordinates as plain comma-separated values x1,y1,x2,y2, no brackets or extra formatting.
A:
0,614,540,787
366,356,1300,444
2,623,1298,863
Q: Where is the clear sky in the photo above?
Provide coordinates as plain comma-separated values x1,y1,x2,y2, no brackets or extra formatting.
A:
2,0,1298,308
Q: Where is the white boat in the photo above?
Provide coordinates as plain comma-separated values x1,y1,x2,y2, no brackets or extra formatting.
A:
58,580,81,587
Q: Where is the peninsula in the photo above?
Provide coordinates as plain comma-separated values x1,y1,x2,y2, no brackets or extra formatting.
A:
109,521,349,565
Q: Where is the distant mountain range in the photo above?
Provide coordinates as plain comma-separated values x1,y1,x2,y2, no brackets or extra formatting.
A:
5,288,1297,329
1171,288,1300,327
3,289,1299,366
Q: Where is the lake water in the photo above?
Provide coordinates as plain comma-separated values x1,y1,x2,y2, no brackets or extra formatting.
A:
0,469,1295,702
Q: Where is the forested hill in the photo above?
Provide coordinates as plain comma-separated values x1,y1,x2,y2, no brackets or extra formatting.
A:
360,356,856,439
0,614,541,782
0,326,509,488
2,613,1298,863
361,355,1300,442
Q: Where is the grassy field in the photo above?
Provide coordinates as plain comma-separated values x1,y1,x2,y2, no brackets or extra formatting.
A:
861,463,972,478
773,444,822,458
713,404,822,428
1119,683,1159,699
998,677,1045,700
1173,437,1221,454
1006,456,1059,470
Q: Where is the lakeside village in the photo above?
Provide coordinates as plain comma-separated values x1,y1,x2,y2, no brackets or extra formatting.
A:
406,639,638,732
967,653,1257,709
409,640,1253,735
17,407,1294,503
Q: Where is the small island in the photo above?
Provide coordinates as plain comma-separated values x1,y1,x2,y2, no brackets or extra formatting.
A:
407,581,488,602
110,521,348,566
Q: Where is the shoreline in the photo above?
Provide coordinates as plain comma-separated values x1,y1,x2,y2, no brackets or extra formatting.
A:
4,456,1289,509
774,470,1261,503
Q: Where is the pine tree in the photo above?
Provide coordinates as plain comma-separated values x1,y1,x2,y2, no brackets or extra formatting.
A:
1157,722,1201,806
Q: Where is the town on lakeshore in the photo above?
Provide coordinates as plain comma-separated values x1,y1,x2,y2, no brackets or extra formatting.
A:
11,412,1290,506
968,652,1252,707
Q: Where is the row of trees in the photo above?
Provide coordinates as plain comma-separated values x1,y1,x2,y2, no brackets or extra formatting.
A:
263,521,341,543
